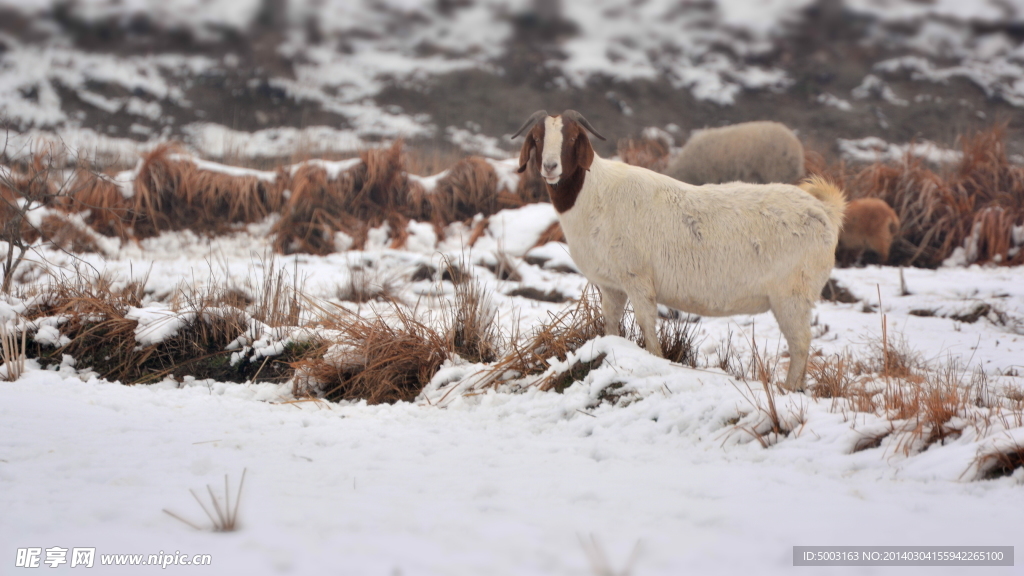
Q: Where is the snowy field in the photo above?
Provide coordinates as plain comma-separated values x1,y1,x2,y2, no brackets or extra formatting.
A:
2,204,1023,575
2,0,1024,574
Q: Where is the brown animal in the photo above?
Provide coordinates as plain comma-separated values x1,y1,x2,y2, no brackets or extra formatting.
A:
838,198,900,265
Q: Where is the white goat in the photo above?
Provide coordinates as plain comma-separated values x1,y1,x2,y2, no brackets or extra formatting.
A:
512,110,845,391
664,121,805,185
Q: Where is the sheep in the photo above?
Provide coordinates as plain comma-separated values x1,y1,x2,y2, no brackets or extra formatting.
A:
664,121,805,185
837,198,900,265
512,110,846,391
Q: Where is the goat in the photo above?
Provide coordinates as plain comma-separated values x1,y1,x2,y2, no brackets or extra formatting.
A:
664,121,805,185
837,198,900,265
512,110,845,391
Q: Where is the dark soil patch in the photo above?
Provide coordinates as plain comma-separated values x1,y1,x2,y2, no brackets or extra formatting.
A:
508,287,568,303
821,278,859,303
547,352,606,394
950,303,992,324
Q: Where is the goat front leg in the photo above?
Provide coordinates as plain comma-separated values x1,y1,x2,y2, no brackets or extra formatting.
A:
622,274,662,357
599,285,628,337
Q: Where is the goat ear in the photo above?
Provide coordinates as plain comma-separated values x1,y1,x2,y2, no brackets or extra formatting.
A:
575,132,595,171
518,136,536,174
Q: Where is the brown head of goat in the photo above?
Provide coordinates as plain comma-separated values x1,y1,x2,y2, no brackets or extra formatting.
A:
511,110,606,213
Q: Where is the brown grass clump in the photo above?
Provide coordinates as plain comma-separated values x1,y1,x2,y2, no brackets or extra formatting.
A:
24,271,314,385
129,146,287,237
34,213,100,253
533,221,566,247
443,265,502,363
658,316,702,368
974,440,1024,480
294,302,448,404
273,141,411,254
481,287,701,390
618,136,670,172
424,157,525,223
63,169,135,239
64,146,287,239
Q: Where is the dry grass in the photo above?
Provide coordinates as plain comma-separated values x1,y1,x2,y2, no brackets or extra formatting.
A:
618,136,671,172
273,142,409,254
974,439,1024,480
534,221,566,247
293,301,449,404
481,286,701,390
808,124,1024,267
336,262,400,304
66,146,287,239
422,156,525,223
21,270,315,385
163,469,247,532
443,267,503,364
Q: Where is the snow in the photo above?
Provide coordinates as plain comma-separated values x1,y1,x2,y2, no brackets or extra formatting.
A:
837,136,963,165
2,1,1024,572
2,204,1024,573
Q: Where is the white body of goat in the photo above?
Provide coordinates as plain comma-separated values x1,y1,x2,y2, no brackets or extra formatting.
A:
514,111,845,390
665,121,805,185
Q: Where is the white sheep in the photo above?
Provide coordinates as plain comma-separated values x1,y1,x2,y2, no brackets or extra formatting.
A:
664,121,805,185
512,110,845,391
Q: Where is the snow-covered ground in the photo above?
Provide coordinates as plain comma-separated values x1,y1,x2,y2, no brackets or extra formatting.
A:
2,204,1023,574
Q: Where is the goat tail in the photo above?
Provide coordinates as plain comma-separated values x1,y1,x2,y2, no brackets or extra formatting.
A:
799,176,847,231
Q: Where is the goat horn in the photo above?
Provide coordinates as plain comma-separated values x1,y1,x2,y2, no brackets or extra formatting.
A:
561,110,607,141
510,110,549,139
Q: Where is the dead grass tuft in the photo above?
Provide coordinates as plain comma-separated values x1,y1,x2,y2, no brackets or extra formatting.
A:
534,221,566,247
443,266,502,364
974,440,1024,480
425,157,525,223
618,136,670,172
336,263,400,304
272,142,409,254
294,301,448,404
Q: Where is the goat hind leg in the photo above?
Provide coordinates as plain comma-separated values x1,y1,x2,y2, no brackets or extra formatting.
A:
771,295,813,391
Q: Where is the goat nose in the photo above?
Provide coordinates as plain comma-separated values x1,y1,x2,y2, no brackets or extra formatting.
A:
543,161,558,172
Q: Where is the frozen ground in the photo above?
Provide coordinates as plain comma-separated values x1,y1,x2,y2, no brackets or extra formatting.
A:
2,203,1024,574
